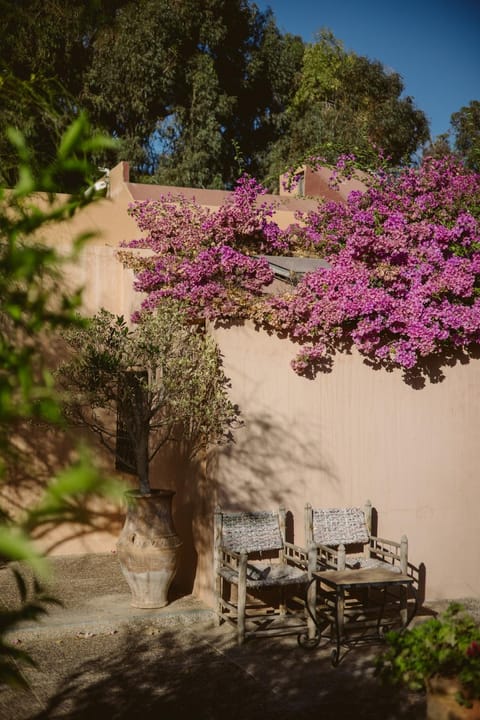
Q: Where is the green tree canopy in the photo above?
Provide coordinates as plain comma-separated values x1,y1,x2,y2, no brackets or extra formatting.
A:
1,5,430,189
262,29,429,186
451,100,480,171
0,0,303,187
0,0,128,186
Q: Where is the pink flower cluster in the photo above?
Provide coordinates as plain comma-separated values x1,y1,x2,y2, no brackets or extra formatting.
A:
123,156,480,378
123,175,289,320
263,156,480,374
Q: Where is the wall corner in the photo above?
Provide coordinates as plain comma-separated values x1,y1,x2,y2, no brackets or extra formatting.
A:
109,161,130,199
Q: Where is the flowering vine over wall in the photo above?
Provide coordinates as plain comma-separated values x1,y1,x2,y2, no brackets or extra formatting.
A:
119,176,290,322
121,157,480,380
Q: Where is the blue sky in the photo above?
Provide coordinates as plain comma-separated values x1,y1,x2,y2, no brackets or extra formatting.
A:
257,0,480,141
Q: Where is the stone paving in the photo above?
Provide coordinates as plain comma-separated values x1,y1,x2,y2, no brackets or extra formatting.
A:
1,553,470,720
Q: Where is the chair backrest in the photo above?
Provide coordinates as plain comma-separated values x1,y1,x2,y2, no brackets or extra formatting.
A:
216,509,285,553
311,507,370,546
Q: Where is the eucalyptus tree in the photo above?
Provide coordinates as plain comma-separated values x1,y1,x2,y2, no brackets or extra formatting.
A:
0,0,303,186
1,4,430,188
451,100,480,171
263,30,429,187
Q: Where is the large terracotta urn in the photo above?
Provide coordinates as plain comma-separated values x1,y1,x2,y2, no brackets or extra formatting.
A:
116,489,182,608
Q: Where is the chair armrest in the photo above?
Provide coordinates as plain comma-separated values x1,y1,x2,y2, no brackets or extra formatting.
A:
218,546,243,570
370,535,408,573
370,535,401,550
284,541,309,568
311,543,346,570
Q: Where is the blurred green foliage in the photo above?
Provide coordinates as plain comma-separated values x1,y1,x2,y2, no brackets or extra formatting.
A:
0,113,123,688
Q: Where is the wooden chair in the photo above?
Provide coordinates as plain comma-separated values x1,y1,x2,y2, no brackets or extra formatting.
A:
304,500,408,574
214,506,314,644
303,502,412,644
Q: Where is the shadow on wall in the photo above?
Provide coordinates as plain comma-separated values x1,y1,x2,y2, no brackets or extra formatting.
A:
363,343,480,390
215,411,339,511
1,325,127,553
147,411,339,599
1,419,124,553
149,444,206,596
410,561,427,609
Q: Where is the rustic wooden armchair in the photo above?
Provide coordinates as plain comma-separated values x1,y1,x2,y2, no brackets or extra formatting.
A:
214,507,314,644
305,500,408,574
302,502,412,643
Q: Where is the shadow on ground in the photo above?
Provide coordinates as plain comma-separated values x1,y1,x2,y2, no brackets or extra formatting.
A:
0,621,424,720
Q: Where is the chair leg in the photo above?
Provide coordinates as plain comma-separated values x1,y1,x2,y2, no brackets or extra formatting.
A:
400,535,408,575
214,506,223,626
336,587,345,642
400,584,408,628
215,574,223,626
306,581,318,640
237,551,248,645
307,546,317,640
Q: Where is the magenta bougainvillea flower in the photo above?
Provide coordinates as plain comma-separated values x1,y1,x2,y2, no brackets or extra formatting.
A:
121,175,289,321
121,157,480,378
262,156,480,375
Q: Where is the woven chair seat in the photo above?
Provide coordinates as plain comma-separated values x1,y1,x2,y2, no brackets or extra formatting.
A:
345,556,402,573
219,561,308,589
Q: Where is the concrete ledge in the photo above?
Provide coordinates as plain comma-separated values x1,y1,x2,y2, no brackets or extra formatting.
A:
1,553,215,639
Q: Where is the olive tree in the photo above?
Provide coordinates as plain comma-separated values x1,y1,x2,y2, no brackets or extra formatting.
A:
57,306,238,494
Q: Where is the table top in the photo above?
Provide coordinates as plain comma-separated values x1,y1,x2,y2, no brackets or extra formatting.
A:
313,567,414,588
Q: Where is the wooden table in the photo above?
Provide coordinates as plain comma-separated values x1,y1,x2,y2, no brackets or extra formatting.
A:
300,567,415,665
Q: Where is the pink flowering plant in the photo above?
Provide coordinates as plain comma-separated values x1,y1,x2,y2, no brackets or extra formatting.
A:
262,156,480,378
120,175,291,322
121,156,480,381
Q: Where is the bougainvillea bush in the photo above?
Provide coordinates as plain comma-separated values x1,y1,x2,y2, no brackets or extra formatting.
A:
121,156,480,380
263,156,480,375
119,176,291,322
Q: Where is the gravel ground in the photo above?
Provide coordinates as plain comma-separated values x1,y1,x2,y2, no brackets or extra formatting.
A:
0,554,477,720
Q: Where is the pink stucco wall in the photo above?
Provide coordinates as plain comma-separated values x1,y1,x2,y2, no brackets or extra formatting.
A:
203,321,480,604
33,162,480,603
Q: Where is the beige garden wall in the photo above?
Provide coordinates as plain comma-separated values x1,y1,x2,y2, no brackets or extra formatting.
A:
46,164,142,321
17,165,143,557
197,321,480,605
30,162,480,605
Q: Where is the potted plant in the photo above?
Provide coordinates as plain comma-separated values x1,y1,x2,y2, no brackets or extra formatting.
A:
57,302,238,608
376,603,480,719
